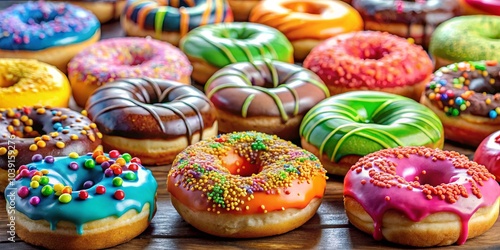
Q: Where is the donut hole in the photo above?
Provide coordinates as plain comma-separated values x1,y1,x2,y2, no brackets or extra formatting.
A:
125,51,152,66
283,2,324,15
468,78,499,95
0,75,20,88
221,149,263,176
58,169,104,191
399,167,455,186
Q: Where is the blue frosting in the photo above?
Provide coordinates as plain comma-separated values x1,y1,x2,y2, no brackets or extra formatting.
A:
0,1,100,51
5,152,157,235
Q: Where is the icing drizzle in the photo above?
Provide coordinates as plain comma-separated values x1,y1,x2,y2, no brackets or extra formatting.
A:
300,91,443,162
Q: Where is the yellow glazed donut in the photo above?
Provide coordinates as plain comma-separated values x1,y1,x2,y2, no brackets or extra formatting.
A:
0,59,71,108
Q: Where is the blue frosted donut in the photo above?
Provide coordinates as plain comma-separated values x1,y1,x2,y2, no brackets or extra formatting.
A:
0,1,101,72
121,0,233,46
6,150,157,249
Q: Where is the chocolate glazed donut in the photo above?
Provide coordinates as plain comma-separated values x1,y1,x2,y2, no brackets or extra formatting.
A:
85,78,218,165
205,60,329,140
352,0,462,48
0,106,102,190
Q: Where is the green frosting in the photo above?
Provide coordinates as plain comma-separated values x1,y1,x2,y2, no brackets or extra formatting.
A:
299,91,444,162
430,15,500,62
179,22,294,68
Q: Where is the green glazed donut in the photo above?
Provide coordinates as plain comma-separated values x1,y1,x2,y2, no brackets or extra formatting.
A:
429,15,500,69
180,22,294,84
299,91,444,175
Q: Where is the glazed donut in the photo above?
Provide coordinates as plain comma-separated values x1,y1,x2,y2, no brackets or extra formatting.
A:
68,37,192,108
474,130,500,180
167,131,327,238
0,59,71,108
304,31,433,101
55,0,127,23
205,60,329,140
460,0,500,15
0,1,100,73
352,0,462,49
420,61,500,146
180,22,293,84
250,0,363,61
344,146,500,247
227,0,261,21
121,0,233,46
86,78,218,165
300,91,444,175
0,106,102,191
6,150,157,249
430,15,500,69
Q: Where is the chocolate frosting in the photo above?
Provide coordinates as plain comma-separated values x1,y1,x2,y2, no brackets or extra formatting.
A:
423,61,500,118
86,78,217,140
205,60,329,121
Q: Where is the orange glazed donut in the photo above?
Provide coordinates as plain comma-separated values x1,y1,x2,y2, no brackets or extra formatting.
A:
344,146,500,247
205,60,329,140
86,78,218,165
167,131,327,238
250,0,363,61
304,31,433,101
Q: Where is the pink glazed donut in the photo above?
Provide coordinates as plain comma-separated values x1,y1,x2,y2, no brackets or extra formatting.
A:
344,146,500,247
474,130,500,180
67,37,192,107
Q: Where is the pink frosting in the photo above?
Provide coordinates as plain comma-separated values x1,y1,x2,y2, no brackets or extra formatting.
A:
465,0,500,15
67,37,192,86
474,130,500,180
344,147,500,245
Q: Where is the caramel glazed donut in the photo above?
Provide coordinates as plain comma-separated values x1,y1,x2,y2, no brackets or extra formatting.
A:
0,106,102,191
54,0,127,23
344,146,500,247
86,78,218,165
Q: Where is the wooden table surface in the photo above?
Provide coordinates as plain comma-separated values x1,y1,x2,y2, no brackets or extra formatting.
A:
0,3,499,249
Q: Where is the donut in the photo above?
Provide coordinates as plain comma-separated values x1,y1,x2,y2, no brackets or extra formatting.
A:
429,15,500,69
352,0,462,49
0,1,100,73
344,146,500,247
68,37,192,108
85,78,218,165
0,106,102,191
167,131,327,238
6,150,157,249
0,59,71,108
180,22,294,84
420,61,500,146
227,0,261,21
303,31,433,101
300,91,444,175
205,60,329,140
250,0,363,61
460,0,500,15
474,130,500,181
54,0,127,23
121,0,233,46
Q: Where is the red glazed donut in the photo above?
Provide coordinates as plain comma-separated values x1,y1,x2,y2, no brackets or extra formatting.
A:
0,106,102,190
205,60,329,140
304,31,433,101
474,130,500,180
86,78,218,165
167,131,327,238
344,146,500,247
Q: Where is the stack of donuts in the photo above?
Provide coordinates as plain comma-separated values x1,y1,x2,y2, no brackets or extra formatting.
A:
1,0,500,248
